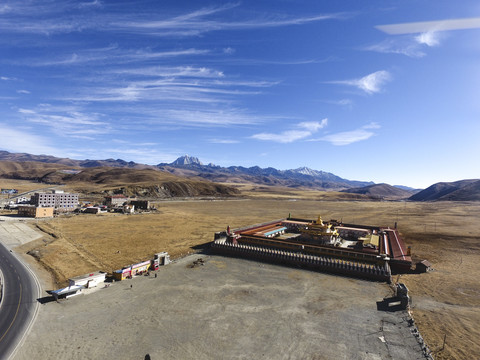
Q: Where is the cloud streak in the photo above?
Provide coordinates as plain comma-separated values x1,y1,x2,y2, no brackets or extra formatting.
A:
310,123,380,146
329,71,391,94
0,2,343,37
18,106,111,138
363,38,427,58
414,31,440,46
162,109,267,126
251,119,328,143
0,123,60,155
32,47,209,67
114,4,343,37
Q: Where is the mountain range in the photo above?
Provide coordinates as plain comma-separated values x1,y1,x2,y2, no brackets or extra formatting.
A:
0,151,375,191
1,151,478,201
157,155,376,190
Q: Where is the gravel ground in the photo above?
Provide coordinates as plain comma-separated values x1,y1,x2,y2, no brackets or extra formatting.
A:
14,254,425,360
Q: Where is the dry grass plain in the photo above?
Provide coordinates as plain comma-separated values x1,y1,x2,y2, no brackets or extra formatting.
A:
0,179,52,195
12,190,480,360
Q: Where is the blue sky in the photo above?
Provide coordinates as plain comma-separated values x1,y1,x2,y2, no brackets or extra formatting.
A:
1,0,479,188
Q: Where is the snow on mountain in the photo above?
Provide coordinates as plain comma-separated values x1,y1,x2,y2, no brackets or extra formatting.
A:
170,155,203,166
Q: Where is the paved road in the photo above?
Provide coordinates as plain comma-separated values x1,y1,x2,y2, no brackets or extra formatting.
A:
0,243,39,359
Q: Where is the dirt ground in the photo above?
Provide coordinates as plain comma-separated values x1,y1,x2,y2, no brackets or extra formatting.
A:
14,199,480,360
15,254,425,360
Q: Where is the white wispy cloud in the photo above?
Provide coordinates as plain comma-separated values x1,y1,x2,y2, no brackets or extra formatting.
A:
251,119,328,143
78,0,102,8
321,98,353,106
60,62,276,104
162,109,265,126
17,89,30,94
223,57,334,67
252,130,312,143
414,31,441,46
102,147,176,165
114,4,343,37
298,119,328,132
0,5,12,14
33,48,209,67
65,81,261,103
0,2,342,37
329,70,391,94
363,122,381,129
363,38,427,58
110,65,225,78
0,123,60,155
18,106,111,138
209,138,240,144
321,129,374,145
64,143,180,165
310,122,380,146
18,108,36,114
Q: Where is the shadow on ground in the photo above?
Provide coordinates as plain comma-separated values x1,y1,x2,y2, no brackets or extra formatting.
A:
37,295,56,304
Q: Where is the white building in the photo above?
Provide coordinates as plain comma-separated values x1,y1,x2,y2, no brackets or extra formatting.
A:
31,191,79,209
68,271,106,288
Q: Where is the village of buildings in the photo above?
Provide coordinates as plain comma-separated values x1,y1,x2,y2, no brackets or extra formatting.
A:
1,189,169,299
1,189,151,217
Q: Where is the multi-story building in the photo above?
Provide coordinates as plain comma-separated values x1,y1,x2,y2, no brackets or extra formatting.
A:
105,194,128,207
31,191,79,209
18,205,54,218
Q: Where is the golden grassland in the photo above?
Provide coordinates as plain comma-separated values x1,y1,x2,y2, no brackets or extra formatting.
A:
219,182,372,200
8,184,479,360
0,179,49,194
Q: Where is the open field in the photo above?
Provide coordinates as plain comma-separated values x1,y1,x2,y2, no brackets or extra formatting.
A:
13,197,480,360
0,179,54,195
220,182,372,200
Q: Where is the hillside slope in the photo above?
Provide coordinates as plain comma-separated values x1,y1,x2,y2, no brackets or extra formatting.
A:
340,183,413,199
0,161,239,198
409,179,480,201
0,150,153,169
0,151,373,190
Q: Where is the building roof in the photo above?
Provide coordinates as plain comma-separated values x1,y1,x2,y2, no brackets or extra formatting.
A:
69,271,106,281
48,285,85,296
418,260,432,267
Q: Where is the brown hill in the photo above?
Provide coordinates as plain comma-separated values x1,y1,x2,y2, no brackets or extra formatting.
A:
0,151,374,190
0,150,154,169
409,179,480,201
0,160,74,181
438,180,480,201
0,161,239,198
340,183,412,200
